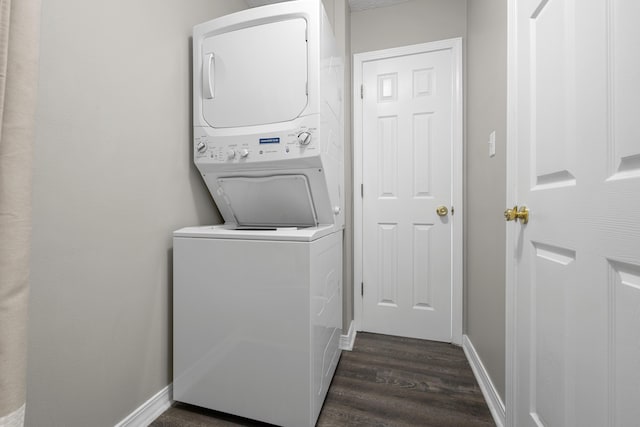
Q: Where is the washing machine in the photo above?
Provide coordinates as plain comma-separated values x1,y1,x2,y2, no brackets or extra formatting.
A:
173,1,344,426
173,225,342,426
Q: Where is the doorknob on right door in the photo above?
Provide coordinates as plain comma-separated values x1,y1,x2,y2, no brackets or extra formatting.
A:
504,205,529,224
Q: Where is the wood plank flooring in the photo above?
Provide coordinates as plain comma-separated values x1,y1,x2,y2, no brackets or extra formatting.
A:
151,333,495,427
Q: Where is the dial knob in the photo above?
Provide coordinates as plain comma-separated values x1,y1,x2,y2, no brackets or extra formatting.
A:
239,148,249,158
227,149,236,159
196,141,207,153
297,131,312,146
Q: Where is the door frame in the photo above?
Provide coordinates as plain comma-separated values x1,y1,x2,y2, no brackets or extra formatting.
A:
352,38,464,345
505,2,517,425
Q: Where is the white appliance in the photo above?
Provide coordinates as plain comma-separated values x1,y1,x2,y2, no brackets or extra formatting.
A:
173,1,344,426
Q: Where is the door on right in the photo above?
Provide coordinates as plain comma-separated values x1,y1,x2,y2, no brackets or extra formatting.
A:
508,1,640,426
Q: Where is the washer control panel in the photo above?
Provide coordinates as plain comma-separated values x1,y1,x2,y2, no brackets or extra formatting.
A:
194,126,318,163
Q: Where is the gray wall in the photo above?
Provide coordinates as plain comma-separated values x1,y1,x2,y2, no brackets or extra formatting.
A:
26,0,508,423
351,0,467,54
466,0,507,400
26,1,246,426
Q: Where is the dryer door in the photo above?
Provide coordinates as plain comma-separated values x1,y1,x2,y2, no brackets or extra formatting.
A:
201,18,308,128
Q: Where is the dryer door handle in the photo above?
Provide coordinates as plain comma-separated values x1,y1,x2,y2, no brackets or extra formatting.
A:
203,53,215,99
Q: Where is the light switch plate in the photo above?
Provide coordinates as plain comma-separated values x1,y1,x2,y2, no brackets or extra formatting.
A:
489,131,496,157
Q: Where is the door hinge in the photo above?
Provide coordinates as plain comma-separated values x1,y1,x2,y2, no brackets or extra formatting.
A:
361,282,364,297
360,84,364,99
361,183,363,198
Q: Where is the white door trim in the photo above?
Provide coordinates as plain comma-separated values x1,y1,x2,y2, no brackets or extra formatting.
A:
505,2,518,425
353,38,464,345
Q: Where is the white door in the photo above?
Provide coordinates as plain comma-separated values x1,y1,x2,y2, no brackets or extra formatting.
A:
507,1,640,426
354,40,463,342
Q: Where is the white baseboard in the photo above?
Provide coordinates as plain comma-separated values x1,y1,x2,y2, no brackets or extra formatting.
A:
462,335,506,427
339,321,357,351
115,384,173,427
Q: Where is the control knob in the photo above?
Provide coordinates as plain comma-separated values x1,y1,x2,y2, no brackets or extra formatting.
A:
240,148,250,158
297,131,312,146
227,149,236,159
196,141,207,153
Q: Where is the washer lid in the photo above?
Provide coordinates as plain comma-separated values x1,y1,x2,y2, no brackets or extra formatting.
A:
173,224,335,242
217,174,318,227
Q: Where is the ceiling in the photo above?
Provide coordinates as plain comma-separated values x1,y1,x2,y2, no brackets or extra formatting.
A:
245,0,411,12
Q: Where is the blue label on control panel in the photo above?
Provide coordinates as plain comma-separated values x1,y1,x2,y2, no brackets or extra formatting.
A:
259,137,280,144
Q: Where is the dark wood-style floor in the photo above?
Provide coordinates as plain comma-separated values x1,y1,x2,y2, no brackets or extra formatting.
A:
151,333,495,427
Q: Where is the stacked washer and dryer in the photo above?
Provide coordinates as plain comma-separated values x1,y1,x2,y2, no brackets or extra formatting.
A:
172,1,344,426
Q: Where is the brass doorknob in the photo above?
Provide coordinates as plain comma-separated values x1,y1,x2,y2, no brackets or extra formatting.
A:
436,205,448,216
504,205,529,224
504,206,518,221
